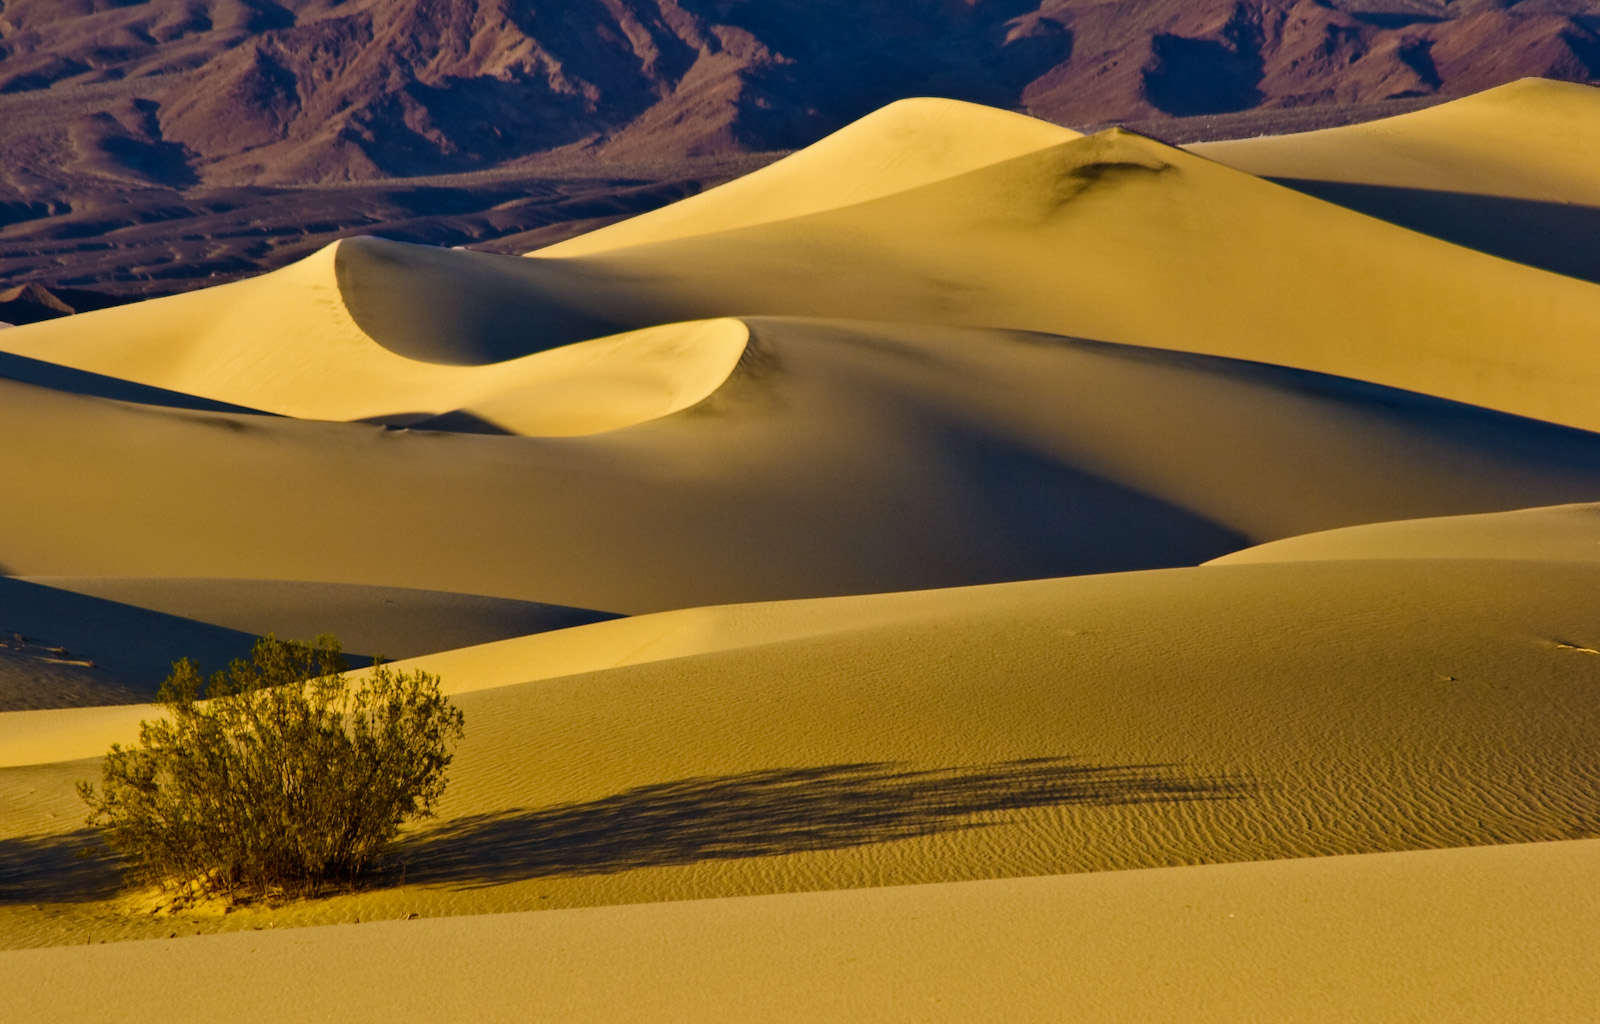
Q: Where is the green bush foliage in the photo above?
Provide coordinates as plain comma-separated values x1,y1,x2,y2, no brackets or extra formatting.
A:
77,634,464,902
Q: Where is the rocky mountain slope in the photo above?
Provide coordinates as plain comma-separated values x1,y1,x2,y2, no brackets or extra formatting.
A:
4,0,1597,188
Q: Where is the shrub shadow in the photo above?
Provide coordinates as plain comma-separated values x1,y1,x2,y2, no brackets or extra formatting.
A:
0,829,122,904
397,757,1252,888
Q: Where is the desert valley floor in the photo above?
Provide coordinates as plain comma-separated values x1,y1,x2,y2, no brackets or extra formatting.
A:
3,78,1600,1021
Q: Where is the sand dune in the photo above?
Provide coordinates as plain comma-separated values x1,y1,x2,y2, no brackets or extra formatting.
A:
530,126,1600,432
14,97,1600,433
538,97,1080,257
4,319,1600,617
1210,501,1600,567
1189,79,1600,284
5,839,1597,1024
0,242,748,433
1188,79,1600,205
7,555,1600,946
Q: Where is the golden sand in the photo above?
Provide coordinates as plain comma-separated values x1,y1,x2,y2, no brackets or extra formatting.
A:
1190,78,1600,204
5,840,1597,1023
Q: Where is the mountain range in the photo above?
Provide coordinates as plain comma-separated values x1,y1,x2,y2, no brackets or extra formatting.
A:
2,0,1599,305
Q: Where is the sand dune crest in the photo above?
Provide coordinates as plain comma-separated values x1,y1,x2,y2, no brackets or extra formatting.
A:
1210,502,1600,567
0,243,749,434
537,97,1080,257
1189,78,1600,206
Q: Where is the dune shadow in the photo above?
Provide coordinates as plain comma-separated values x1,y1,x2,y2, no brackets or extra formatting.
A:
0,349,271,415
0,829,123,905
396,757,1251,888
1272,179,1600,286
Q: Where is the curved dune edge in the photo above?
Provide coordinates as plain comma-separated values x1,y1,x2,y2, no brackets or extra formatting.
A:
1208,501,1600,567
429,317,748,437
0,242,368,402
16,103,1600,432
0,251,749,432
3,839,1597,1022
1188,78,1600,206
535,97,1081,258
538,127,1600,434
7,317,1600,615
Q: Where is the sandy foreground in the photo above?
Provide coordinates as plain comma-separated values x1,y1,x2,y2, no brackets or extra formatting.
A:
4,839,1598,1024
3,81,1600,1018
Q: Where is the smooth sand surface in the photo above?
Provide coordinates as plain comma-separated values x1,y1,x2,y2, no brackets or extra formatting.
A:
4,319,1600,614
538,97,1080,257
1211,502,1600,567
5,839,1597,1024
1189,78,1600,205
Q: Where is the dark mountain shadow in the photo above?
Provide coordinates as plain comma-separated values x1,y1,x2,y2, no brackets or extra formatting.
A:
1348,11,1446,29
678,0,1072,150
1142,4,1265,117
1565,23,1600,78
396,757,1252,888
98,135,200,189
1273,179,1600,286
1394,37,1442,94
0,829,123,905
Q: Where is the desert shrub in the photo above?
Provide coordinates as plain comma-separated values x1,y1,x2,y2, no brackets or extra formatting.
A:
77,634,464,902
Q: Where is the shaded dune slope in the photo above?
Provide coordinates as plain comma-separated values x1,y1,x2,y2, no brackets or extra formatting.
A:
3,319,1600,615
1189,79,1600,206
0,575,618,712
0,349,270,416
526,127,1600,433
18,578,619,664
0,576,260,712
1190,79,1600,284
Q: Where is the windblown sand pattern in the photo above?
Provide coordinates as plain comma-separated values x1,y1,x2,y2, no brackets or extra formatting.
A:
3,84,1600,1020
